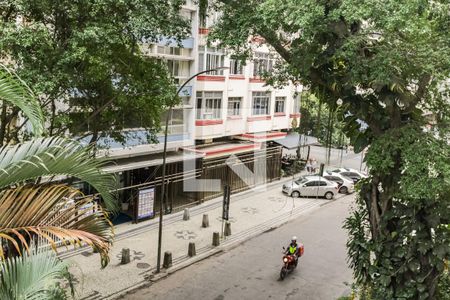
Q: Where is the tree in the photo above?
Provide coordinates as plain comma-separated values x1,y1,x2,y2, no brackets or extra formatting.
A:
0,0,190,146
207,0,450,298
0,64,116,298
0,252,74,299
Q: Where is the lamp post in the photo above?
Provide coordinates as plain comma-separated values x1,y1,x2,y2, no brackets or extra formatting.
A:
156,66,229,274
336,98,344,166
293,82,303,160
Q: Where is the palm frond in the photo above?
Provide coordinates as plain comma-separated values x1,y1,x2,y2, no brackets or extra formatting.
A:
0,251,73,300
0,64,44,137
0,184,114,266
0,137,117,211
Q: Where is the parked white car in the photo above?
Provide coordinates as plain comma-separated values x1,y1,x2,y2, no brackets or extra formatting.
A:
331,167,368,183
323,171,355,194
282,176,338,199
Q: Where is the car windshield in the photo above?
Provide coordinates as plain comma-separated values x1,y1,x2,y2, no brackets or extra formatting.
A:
294,178,308,185
342,175,353,182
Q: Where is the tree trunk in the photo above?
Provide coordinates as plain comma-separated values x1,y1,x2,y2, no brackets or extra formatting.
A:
49,98,57,135
0,102,7,146
362,142,442,299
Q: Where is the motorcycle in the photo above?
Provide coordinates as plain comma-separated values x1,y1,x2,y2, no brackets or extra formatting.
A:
280,248,298,280
279,244,304,280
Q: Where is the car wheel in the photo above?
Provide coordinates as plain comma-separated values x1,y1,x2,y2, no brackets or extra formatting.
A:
339,186,348,194
324,192,334,200
291,191,300,198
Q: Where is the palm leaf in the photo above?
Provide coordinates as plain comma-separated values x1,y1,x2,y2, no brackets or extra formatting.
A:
0,64,44,137
0,251,73,300
0,137,117,211
0,184,114,267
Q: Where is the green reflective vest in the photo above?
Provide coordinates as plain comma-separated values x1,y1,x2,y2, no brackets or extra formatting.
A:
289,245,297,254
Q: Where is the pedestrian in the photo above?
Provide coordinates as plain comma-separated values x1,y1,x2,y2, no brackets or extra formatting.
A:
306,159,312,174
311,158,318,174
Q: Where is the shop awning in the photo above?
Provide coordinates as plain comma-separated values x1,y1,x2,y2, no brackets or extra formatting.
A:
182,142,261,158
101,152,202,174
273,133,318,150
234,131,287,143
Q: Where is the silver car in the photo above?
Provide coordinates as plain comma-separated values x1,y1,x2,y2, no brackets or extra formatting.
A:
282,176,338,199
323,171,355,194
331,167,368,183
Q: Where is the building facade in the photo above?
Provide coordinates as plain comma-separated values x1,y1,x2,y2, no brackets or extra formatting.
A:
92,1,302,222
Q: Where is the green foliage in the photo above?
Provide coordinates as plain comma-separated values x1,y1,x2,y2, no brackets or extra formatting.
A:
343,199,371,285
0,137,117,211
208,0,450,298
348,126,450,299
0,0,190,144
438,269,450,300
0,63,116,262
0,65,44,139
282,159,305,177
0,252,73,300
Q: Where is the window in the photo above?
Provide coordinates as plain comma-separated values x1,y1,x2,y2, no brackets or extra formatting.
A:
331,177,344,184
196,91,222,119
252,91,271,115
253,52,274,77
198,46,225,75
157,46,165,54
342,172,359,177
160,109,185,135
275,97,286,113
167,60,189,78
227,97,242,116
229,59,243,75
157,46,182,56
295,178,308,185
305,181,319,187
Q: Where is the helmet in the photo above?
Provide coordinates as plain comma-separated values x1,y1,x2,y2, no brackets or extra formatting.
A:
291,236,297,242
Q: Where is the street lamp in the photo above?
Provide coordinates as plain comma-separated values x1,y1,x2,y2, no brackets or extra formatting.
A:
156,66,229,273
336,99,344,166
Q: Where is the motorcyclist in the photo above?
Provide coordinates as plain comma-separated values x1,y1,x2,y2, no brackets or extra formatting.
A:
285,236,299,263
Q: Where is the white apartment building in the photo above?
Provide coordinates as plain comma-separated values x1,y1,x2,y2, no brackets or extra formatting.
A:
140,1,300,152
97,1,302,220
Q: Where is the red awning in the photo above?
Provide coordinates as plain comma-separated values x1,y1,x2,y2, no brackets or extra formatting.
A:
182,142,262,158
235,131,287,142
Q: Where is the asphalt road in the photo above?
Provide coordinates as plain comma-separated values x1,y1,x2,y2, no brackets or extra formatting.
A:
123,194,354,300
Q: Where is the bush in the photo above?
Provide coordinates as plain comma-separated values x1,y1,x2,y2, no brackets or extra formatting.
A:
438,269,450,300
282,160,305,177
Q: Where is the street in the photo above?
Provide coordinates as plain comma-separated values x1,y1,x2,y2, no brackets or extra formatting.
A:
123,193,354,300
62,146,362,299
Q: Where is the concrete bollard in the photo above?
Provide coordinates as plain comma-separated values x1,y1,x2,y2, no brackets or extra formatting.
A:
188,242,196,257
121,248,130,265
202,214,209,228
163,251,172,268
224,222,232,236
212,232,220,246
183,208,190,221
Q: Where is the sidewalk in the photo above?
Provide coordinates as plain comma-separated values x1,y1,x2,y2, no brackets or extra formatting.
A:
64,171,348,300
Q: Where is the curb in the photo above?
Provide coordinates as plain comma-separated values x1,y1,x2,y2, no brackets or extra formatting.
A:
60,174,306,260
107,249,223,300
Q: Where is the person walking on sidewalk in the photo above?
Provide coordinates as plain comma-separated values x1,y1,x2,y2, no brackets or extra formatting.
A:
306,159,312,174
311,158,318,174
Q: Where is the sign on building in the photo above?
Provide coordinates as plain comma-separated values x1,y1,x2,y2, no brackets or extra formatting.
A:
137,187,155,220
